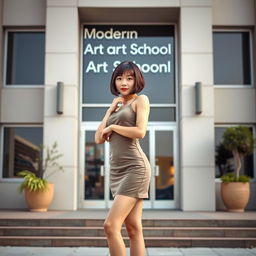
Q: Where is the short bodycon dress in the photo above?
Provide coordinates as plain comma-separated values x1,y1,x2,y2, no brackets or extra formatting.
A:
106,98,151,199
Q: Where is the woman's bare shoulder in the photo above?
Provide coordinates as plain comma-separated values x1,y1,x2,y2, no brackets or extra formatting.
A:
136,94,150,104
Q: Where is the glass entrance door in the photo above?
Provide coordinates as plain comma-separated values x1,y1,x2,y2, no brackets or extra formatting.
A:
79,123,110,208
79,123,177,209
150,125,177,209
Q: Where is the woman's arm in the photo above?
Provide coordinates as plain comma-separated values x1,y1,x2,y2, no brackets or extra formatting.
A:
101,95,150,140
95,96,124,144
95,109,112,144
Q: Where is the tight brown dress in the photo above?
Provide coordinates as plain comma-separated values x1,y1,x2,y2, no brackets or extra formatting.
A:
106,98,151,199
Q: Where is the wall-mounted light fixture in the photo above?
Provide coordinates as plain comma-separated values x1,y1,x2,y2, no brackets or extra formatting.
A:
56,81,64,115
195,81,202,115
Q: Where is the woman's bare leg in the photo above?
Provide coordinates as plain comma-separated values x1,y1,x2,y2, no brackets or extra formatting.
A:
124,199,145,256
104,195,139,256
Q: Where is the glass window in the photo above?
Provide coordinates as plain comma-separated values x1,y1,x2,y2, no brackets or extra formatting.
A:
6,31,45,85
215,126,254,179
213,31,251,85
2,127,43,178
82,25,175,104
82,25,177,123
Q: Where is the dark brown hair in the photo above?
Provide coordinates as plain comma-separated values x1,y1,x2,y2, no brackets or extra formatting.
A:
110,61,145,96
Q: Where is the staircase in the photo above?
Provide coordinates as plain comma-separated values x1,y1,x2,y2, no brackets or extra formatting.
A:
0,218,256,247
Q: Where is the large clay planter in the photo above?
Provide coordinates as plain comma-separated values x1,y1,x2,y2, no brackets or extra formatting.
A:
221,182,250,212
24,183,54,212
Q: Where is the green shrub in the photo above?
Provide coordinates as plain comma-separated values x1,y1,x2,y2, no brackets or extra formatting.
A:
17,170,48,192
220,172,251,183
221,126,256,181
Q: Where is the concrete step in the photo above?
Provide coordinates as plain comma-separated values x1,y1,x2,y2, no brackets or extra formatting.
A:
1,219,256,227
0,235,255,248
1,226,256,238
1,218,255,248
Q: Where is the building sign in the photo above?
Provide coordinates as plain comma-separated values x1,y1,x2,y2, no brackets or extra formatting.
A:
83,25,175,104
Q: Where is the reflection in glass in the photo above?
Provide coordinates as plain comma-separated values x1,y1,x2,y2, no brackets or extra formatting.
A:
3,127,43,178
155,131,174,200
85,131,105,199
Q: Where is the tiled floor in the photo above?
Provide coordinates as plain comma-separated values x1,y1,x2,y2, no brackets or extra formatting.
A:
1,247,256,256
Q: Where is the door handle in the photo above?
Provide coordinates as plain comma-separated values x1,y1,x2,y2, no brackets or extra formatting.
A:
100,165,105,176
155,165,159,176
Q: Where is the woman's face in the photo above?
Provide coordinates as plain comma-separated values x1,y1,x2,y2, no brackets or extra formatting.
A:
115,71,135,96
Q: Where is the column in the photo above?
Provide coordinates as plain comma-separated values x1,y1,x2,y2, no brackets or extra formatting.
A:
179,0,215,210
44,0,79,210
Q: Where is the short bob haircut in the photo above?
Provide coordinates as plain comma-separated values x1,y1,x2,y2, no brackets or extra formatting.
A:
110,61,145,96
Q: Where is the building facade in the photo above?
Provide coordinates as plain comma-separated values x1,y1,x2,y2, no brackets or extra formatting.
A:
0,0,255,211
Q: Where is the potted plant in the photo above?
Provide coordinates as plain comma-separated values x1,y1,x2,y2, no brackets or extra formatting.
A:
17,141,64,212
220,126,256,212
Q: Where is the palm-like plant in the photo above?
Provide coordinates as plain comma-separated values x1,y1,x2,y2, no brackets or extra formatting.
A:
17,141,64,192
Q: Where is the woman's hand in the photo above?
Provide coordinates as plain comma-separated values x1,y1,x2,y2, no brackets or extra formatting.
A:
103,95,150,140
101,125,113,142
108,97,124,113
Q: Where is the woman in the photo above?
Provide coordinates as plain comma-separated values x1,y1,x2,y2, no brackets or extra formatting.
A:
95,61,151,256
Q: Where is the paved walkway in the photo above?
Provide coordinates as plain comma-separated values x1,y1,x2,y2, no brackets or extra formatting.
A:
1,247,256,256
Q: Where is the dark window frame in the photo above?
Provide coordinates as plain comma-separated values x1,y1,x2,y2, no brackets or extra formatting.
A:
213,29,254,88
3,28,45,87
